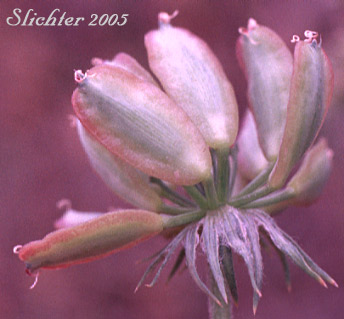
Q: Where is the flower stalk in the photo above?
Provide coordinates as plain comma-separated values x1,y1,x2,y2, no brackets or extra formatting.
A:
227,146,238,198
215,148,230,203
236,162,274,197
184,185,208,209
202,177,219,210
208,270,233,319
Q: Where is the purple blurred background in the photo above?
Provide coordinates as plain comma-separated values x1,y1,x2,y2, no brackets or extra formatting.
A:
1,1,344,318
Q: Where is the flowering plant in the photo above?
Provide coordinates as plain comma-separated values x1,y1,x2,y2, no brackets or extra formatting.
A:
15,12,337,318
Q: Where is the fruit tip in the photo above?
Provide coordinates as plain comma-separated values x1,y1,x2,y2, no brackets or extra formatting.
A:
330,279,339,288
318,277,328,288
253,304,258,316
248,18,257,30
74,70,86,83
291,35,300,43
233,299,239,307
158,10,179,26
13,245,22,254
256,288,262,298
287,283,292,293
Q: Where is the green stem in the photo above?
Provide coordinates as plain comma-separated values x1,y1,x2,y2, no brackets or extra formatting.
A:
228,185,274,208
236,162,274,197
184,185,208,209
208,270,233,319
227,146,238,198
211,148,218,185
160,204,195,215
215,148,230,203
202,177,219,210
241,188,295,209
162,210,204,229
150,177,196,207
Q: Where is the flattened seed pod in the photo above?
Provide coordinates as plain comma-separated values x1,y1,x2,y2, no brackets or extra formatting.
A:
92,52,159,87
145,12,239,150
236,18,293,161
72,65,212,186
269,36,333,188
237,110,269,180
287,138,333,205
16,210,163,273
77,121,162,212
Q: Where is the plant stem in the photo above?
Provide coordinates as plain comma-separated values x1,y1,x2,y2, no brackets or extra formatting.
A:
227,146,238,198
208,270,233,319
211,148,218,185
241,188,295,209
160,204,195,215
228,185,274,207
150,177,196,207
162,210,204,229
236,162,274,197
202,177,219,209
215,148,230,203
184,185,208,209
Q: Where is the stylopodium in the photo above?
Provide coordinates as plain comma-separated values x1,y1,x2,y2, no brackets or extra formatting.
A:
15,12,337,317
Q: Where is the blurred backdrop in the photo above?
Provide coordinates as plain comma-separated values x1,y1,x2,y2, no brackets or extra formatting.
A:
1,1,344,318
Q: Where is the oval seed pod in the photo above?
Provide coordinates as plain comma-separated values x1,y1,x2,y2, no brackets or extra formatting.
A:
72,65,212,186
17,210,163,273
145,12,239,150
237,110,269,180
269,37,334,188
236,18,293,161
77,120,162,212
92,52,159,87
287,138,333,205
